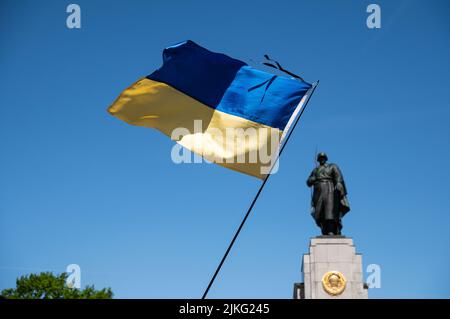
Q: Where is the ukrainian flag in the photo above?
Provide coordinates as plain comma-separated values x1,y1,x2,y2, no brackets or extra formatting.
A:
108,40,311,179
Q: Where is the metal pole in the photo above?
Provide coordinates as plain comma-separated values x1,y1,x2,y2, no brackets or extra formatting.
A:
202,81,319,299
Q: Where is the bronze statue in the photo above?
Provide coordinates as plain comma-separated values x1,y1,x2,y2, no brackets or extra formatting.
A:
306,152,350,235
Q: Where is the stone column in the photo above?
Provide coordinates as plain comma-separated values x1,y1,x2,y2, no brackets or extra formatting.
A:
294,236,368,299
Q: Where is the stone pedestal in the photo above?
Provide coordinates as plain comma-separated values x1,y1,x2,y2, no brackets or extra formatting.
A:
293,236,368,299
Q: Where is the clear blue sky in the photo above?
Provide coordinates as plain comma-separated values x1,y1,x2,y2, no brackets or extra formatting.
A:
1,0,449,299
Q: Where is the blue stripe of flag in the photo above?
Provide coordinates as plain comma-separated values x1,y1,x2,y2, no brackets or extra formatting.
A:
148,40,311,130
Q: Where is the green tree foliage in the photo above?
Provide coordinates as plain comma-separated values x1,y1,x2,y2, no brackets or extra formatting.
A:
1,272,113,299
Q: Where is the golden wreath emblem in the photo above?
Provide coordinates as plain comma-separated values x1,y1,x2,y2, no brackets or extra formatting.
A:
321,271,346,296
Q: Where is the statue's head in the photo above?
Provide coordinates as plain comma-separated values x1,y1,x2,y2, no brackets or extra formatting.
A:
317,152,328,165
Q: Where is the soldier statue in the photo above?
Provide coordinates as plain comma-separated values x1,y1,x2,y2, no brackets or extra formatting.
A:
306,152,350,235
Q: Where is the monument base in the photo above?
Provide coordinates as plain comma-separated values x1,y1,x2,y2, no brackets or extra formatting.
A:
293,236,368,299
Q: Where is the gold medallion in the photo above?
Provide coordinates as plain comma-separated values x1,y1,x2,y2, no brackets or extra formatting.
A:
322,271,346,296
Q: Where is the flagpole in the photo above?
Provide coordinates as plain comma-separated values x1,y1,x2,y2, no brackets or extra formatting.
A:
202,80,319,299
